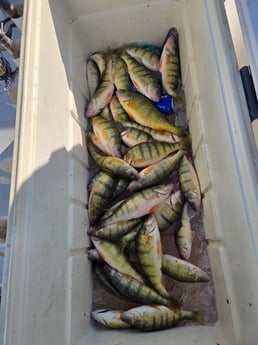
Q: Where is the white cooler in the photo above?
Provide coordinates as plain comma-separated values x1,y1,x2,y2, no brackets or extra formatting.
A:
0,0,257,344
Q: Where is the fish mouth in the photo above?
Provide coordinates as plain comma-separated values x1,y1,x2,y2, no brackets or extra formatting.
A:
148,90,160,102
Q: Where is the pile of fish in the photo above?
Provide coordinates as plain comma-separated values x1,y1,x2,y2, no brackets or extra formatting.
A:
84,28,209,332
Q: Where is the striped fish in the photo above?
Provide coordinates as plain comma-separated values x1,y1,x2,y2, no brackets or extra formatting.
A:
154,189,184,231
94,263,123,299
100,183,174,226
90,219,142,241
88,171,116,225
121,120,180,144
103,265,176,307
116,90,189,137
175,202,195,261
91,236,144,282
121,53,161,102
126,45,160,71
90,52,106,75
113,54,131,91
86,136,139,180
123,141,182,168
121,305,203,331
91,114,121,157
86,59,100,99
162,254,210,282
117,225,142,251
127,150,185,192
111,177,129,198
85,56,115,117
110,95,130,123
179,155,202,211
120,127,154,147
160,27,180,97
136,214,169,298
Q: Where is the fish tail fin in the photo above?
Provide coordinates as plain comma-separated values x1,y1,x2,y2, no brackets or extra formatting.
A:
191,310,205,325
179,133,192,150
168,295,182,308
174,95,185,106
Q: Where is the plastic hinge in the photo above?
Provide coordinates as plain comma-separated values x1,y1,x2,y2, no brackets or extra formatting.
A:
240,66,258,122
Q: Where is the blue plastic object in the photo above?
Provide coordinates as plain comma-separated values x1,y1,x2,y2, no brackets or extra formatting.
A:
131,84,173,114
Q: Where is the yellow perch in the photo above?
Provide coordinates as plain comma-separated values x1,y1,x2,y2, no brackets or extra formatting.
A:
86,59,100,99
127,150,185,192
112,177,129,198
90,52,106,75
90,219,142,241
103,265,178,307
94,263,123,298
179,155,202,211
91,114,121,157
136,214,169,298
88,171,116,225
121,120,180,144
154,189,184,231
175,202,195,261
91,236,144,282
126,45,160,71
86,136,139,180
112,54,131,91
123,141,182,167
116,90,189,137
121,127,154,147
110,95,130,123
162,254,210,282
85,56,115,117
121,304,203,331
160,27,180,97
117,225,142,251
100,183,174,226
121,53,161,102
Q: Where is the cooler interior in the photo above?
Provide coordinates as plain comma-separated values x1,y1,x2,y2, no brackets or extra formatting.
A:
1,1,258,345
